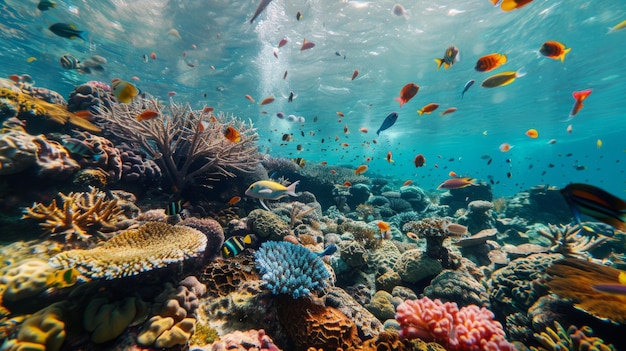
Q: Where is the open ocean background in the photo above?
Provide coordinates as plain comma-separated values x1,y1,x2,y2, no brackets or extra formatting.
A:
1,0,624,197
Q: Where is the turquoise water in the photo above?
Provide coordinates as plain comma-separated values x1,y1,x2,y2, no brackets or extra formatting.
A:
1,0,625,197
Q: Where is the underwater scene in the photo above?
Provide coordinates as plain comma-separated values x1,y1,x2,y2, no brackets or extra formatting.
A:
1,0,626,350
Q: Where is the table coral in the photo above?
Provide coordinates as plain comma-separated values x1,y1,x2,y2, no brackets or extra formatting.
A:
254,241,330,299
531,321,616,351
395,297,515,351
48,222,207,279
22,187,128,243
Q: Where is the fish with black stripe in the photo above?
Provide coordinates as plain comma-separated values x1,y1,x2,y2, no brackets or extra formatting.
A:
222,234,254,258
561,183,626,233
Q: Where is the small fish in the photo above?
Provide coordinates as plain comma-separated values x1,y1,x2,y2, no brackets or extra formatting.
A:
461,80,475,99
403,180,413,186
359,127,368,133
228,196,242,205
567,124,573,133
137,110,159,121
165,200,184,216
377,221,392,238
343,181,352,187
292,157,306,168
417,103,439,116
525,128,538,138
343,125,349,134
260,96,275,106
351,69,359,80
475,53,507,72
224,126,242,142
597,139,603,149
561,183,626,232
150,52,157,60
394,83,419,107
282,133,292,141
499,143,512,152
376,112,398,136
283,71,288,80
49,23,88,41
548,139,557,144
301,38,315,51
278,38,288,47
288,91,294,102
38,0,57,11
26,57,37,63
540,41,571,62
386,151,394,163
481,68,526,88
414,154,426,167
440,107,457,116
62,138,102,161
434,46,459,70
437,177,476,190
406,232,419,241
111,78,139,104
568,88,592,120
499,0,534,11
59,54,80,70
354,165,369,175
608,19,626,34
245,180,300,210
250,0,272,23
46,268,80,289
392,4,407,17
222,234,254,258
296,11,303,21
315,243,338,257
245,94,255,103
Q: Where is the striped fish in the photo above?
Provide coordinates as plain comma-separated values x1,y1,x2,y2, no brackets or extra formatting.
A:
165,200,183,216
60,54,80,70
221,234,253,258
561,183,626,232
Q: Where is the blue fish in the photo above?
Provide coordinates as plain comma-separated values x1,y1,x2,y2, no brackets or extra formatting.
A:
316,243,337,257
49,23,88,41
376,112,398,136
461,80,475,99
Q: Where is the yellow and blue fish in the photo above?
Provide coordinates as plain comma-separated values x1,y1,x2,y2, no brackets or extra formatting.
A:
222,234,254,258
112,78,140,104
561,183,626,233
38,0,56,11
245,180,300,210
46,268,81,289
49,23,88,41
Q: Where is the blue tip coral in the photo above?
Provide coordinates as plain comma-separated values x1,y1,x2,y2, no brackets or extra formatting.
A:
254,241,330,299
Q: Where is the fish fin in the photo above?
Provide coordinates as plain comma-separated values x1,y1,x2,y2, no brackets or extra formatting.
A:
394,97,405,107
259,199,270,211
286,180,300,197
443,63,451,69
242,234,253,244
573,89,592,101
78,31,89,41
560,48,571,62
417,110,424,116
515,67,527,78
258,188,273,194
434,58,443,70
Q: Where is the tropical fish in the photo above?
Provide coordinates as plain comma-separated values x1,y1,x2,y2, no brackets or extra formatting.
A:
26,57,37,63
386,151,394,163
49,23,88,41
228,196,241,205
351,69,359,80
245,94,255,103
461,80,475,99
560,183,626,232
296,11,303,21
224,126,242,142
434,46,459,70
498,0,533,11
414,154,425,167
278,38,288,47
394,83,419,107
38,0,57,11
62,138,102,161
591,272,626,296
165,200,184,216
608,19,626,33
137,110,159,121
540,41,571,62
259,96,275,105
245,180,300,210
59,54,80,70
376,112,398,135
377,220,392,238
481,69,526,88
222,234,254,258
417,103,439,116
354,165,369,175
525,129,538,138
359,127,368,133
300,38,315,51
292,157,306,168
250,0,272,23
437,177,476,190
440,107,457,116
597,139,603,149
46,268,80,289
568,88,592,120
403,180,413,186
499,143,512,152
475,53,507,72
315,243,338,257
111,78,139,104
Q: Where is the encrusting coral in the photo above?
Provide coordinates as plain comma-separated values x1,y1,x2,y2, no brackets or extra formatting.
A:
531,321,616,351
22,187,128,243
48,222,208,279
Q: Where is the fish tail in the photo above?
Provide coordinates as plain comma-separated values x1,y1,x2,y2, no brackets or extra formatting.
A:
417,109,424,116
434,58,443,70
515,67,527,78
394,97,405,107
78,31,89,41
286,180,300,197
561,48,571,62
573,89,592,101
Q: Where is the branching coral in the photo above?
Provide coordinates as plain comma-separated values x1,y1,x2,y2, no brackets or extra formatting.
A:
531,321,616,351
537,224,607,259
22,187,127,243
96,96,260,194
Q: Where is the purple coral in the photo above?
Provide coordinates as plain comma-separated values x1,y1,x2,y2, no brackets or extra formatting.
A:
179,217,225,260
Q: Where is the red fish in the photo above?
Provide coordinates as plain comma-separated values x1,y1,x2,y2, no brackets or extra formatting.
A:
394,83,419,107
260,96,275,106
437,177,476,190
414,154,426,167
568,89,592,120
475,53,507,72
351,69,359,80
137,110,159,121
417,103,439,116
278,38,288,48
300,38,315,51
440,107,457,116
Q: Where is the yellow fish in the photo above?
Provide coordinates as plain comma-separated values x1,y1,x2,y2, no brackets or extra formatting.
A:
245,180,300,210
46,268,80,289
26,56,37,63
112,78,139,104
597,139,603,149
481,68,526,88
608,19,626,33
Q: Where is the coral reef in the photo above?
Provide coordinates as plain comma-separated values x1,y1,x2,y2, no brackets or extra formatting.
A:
49,222,207,279
83,296,147,343
403,218,466,268
179,216,225,259
66,81,113,113
247,209,291,241
395,297,515,351
323,286,384,340
205,329,281,351
537,224,607,259
393,249,442,285
2,302,67,351
531,321,616,351
254,241,330,299
423,270,490,308
0,259,54,302
457,200,496,233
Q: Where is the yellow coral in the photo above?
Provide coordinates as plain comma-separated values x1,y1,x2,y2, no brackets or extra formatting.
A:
137,316,175,346
3,302,66,351
49,222,207,279
0,259,54,302
154,318,196,348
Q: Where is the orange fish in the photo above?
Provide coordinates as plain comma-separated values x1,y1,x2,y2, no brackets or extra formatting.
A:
343,181,352,187
260,96,275,106
440,107,457,116
394,83,419,107
344,125,349,134
341,143,349,147
330,169,337,174
228,196,241,205
414,154,426,167
73,110,93,119
448,171,458,178
359,127,368,133
568,88,592,120
475,53,507,72
224,126,241,142
354,165,369,175
498,0,533,11
377,220,391,233
203,106,214,114
386,151,394,163
437,177,476,190
351,69,359,80
525,128,539,138
417,103,439,116
403,180,413,186
337,112,345,117
198,120,210,132
149,52,157,60
320,161,328,165
8,74,20,83
137,110,159,121
301,38,315,51
499,143,512,152
245,94,255,103
540,41,571,62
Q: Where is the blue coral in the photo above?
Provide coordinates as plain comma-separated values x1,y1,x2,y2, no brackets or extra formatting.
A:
254,241,330,299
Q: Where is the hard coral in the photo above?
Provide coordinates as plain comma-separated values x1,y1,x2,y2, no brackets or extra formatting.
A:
537,224,607,259
179,217,225,259
395,297,515,351
22,187,127,243
83,296,147,343
403,218,465,268
206,329,281,351
254,241,330,299
2,302,67,351
49,222,207,279
0,259,54,302
532,321,616,351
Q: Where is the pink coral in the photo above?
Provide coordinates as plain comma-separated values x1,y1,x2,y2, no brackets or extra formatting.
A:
395,297,515,351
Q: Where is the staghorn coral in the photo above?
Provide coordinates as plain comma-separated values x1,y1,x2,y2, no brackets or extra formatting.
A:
546,258,626,324
48,222,207,279
22,187,127,243
254,241,330,299
96,96,260,194
537,224,607,259
531,321,616,351
395,297,516,351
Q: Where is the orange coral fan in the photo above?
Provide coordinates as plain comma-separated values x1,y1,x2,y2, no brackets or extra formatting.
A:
547,258,626,323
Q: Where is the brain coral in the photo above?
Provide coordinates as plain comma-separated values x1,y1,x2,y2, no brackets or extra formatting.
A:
48,222,207,279
254,241,330,299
